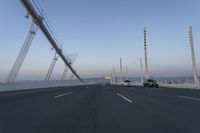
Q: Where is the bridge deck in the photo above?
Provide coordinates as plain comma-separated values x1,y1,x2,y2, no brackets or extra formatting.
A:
0,85,200,133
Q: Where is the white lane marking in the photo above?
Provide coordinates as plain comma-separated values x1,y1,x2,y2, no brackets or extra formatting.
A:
54,91,73,98
0,89,53,97
178,95,200,101
0,87,70,97
116,93,133,103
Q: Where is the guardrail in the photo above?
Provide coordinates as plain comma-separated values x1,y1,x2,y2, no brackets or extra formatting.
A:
159,83,200,89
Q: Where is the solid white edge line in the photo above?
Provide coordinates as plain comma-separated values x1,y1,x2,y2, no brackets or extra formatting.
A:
116,93,133,103
178,95,200,101
0,87,69,97
54,91,73,98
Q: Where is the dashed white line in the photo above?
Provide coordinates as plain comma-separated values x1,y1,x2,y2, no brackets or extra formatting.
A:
54,91,73,98
116,93,133,103
178,95,200,101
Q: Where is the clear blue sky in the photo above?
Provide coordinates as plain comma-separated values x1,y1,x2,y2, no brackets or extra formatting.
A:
0,0,200,81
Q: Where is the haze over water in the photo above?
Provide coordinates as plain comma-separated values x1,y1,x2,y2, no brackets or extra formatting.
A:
0,0,200,81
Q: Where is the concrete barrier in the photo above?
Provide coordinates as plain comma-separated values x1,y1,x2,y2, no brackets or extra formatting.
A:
0,82,84,92
130,82,200,89
159,83,200,89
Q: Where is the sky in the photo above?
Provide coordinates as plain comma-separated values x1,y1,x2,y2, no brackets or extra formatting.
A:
0,0,200,81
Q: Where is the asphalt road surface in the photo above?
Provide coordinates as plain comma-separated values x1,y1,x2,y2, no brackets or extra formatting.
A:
0,84,200,133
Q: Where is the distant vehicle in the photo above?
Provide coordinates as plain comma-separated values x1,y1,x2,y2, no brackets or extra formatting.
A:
123,80,131,87
168,81,172,84
143,79,159,88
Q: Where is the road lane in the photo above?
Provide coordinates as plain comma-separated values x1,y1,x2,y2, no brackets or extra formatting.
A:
0,84,200,133
107,85,200,133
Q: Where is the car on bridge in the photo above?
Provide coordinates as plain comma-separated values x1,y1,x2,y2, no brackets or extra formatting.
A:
123,80,131,87
143,79,159,88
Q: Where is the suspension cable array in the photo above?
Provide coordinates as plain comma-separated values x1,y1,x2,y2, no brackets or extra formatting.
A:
6,21,38,83
20,0,83,82
60,54,79,81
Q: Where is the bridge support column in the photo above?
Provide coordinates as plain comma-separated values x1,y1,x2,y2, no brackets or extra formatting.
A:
60,66,69,81
44,52,59,83
6,21,38,83
60,54,78,82
69,72,75,81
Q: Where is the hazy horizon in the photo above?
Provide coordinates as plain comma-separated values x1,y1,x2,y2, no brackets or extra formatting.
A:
0,0,200,82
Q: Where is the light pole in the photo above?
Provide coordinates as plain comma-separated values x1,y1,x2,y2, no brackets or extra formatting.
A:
188,26,199,88
120,58,123,84
144,27,149,80
140,58,144,84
